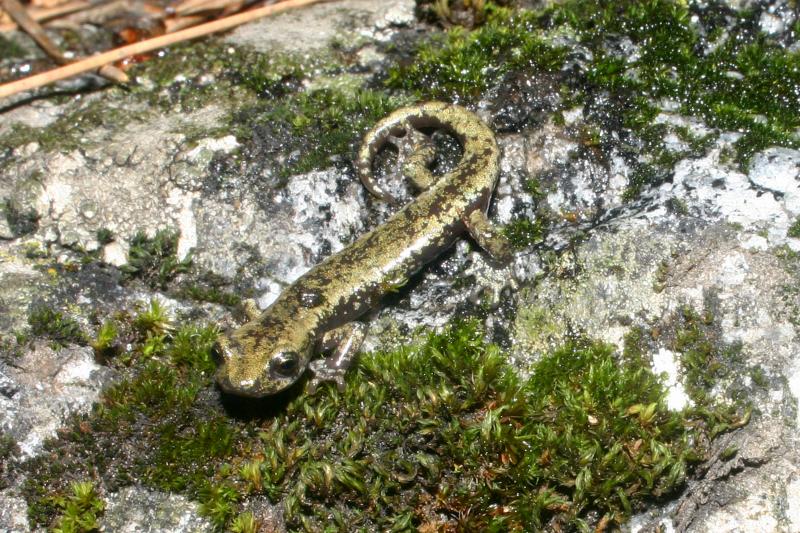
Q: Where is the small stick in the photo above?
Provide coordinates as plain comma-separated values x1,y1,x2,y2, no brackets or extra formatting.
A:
0,0,331,100
163,14,206,33
172,0,242,16
0,0,90,32
1,0,66,60
0,0,129,83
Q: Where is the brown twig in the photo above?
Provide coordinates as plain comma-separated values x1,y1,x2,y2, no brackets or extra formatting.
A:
0,0,129,83
0,0,90,32
163,14,206,33
172,0,244,16
1,0,67,60
0,0,331,100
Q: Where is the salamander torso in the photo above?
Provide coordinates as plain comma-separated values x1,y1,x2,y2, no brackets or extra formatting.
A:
216,102,511,397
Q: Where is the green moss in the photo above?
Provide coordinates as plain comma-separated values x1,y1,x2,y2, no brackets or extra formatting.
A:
121,230,192,290
719,445,738,461
238,55,307,98
124,42,256,115
91,319,119,358
28,306,88,347
132,299,173,337
0,99,148,155
503,217,548,249
415,0,517,29
230,511,258,533
388,7,567,100
557,0,800,171
179,272,242,308
524,177,548,202
51,481,105,533
777,246,800,327
391,1,799,197
623,304,751,439
233,88,403,178
666,197,689,216
95,228,114,245
788,218,800,239
0,35,27,59
670,306,742,404
749,366,768,388
198,482,239,528
0,42,327,157
22,316,742,531
2,198,39,238
1,332,27,363
0,432,19,491
653,259,670,293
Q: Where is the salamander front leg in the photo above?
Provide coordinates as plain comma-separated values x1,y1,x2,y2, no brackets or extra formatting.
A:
307,322,367,393
464,209,514,265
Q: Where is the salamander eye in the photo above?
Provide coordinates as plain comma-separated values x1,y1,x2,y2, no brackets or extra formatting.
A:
270,352,299,378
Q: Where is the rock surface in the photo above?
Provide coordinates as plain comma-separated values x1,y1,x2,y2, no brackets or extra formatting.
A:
1,0,799,531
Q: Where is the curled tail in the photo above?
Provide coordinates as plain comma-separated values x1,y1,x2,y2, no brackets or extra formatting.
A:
356,102,497,203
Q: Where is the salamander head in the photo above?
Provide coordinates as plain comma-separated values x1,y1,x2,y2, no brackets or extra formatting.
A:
215,322,312,397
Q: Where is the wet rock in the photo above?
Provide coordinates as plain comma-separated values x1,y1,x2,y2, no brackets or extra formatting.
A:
0,217,14,240
0,0,799,530
487,71,562,132
0,343,116,457
101,486,213,532
240,496,286,533
0,247,47,333
0,489,29,532
227,0,415,53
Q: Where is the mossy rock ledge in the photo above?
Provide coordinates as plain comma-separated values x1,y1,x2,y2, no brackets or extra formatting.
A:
1,0,800,531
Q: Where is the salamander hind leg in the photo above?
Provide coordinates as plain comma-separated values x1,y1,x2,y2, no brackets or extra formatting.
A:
399,128,437,191
464,209,514,265
307,322,367,393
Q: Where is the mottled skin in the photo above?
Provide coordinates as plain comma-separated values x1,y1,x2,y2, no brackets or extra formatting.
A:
216,102,511,397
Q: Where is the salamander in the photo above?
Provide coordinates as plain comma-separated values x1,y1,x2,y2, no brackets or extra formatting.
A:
215,101,512,397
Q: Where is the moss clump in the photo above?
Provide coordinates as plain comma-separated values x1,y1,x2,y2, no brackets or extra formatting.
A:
788,217,800,239
91,319,119,359
416,0,518,29
388,6,567,101
22,316,740,531
230,511,258,533
121,230,192,290
0,41,318,156
233,88,402,178
51,481,105,533
670,306,748,414
95,228,114,245
0,35,27,60
179,271,242,308
198,482,240,529
28,306,88,347
0,99,148,155
624,304,752,438
503,216,548,249
125,41,308,114
777,246,800,328
237,55,306,99
2,199,39,238
390,1,800,197
560,0,800,174
0,432,19,490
